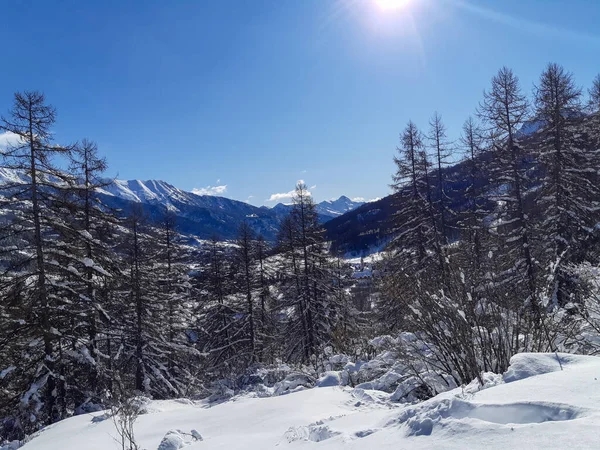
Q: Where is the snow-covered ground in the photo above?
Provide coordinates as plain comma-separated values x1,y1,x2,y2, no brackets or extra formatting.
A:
14,353,600,450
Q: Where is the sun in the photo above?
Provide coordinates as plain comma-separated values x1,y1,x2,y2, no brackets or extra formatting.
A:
375,0,412,11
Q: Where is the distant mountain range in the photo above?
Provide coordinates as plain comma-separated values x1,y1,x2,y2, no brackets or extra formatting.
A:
0,169,365,241
264,196,365,223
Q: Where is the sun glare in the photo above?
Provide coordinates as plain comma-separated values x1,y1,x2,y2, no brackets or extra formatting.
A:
375,0,412,11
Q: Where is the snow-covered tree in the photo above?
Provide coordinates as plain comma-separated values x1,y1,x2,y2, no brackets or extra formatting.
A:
64,139,120,405
153,209,199,395
457,116,488,264
390,121,431,268
255,234,276,363
0,91,77,437
195,237,245,378
115,205,193,398
532,63,600,306
478,67,540,316
232,221,258,364
276,183,343,365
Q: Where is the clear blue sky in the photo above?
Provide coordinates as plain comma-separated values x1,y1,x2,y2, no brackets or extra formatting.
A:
1,0,599,205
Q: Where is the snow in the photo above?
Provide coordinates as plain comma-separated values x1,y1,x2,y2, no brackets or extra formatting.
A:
16,353,600,450
0,366,16,379
156,429,202,449
0,167,27,185
316,371,342,387
271,196,364,221
503,352,570,382
316,196,365,218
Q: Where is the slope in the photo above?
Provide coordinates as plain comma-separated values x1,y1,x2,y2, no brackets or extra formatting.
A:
15,353,600,450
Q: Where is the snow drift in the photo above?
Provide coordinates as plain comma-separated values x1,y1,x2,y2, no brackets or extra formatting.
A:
10,353,600,450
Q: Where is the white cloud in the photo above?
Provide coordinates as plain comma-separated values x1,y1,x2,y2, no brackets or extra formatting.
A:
310,184,317,190
192,184,227,196
267,190,296,202
266,180,313,203
0,131,20,152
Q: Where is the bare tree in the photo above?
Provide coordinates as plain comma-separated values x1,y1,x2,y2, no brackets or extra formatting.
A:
111,397,143,450
234,221,258,364
427,112,452,244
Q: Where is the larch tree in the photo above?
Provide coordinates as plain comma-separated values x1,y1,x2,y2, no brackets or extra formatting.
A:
154,208,198,394
276,183,340,365
289,183,320,362
233,221,258,365
117,205,186,398
533,63,599,306
0,91,76,436
255,234,275,363
66,139,119,404
427,112,452,244
195,236,242,378
458,116,487,264
478,67,540,319
390,121,431,268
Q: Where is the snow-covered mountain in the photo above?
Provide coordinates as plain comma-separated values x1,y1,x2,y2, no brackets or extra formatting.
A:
0,169,281,241
0,169,364,240
316,196,365,219
96,178,284,240
98,180,364,229
268,196,365,223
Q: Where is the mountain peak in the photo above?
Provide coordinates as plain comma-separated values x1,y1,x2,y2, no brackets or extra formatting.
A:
316,196,364,219
266,195,365,222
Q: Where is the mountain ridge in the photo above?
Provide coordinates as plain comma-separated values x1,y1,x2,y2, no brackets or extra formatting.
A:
0,168,365,241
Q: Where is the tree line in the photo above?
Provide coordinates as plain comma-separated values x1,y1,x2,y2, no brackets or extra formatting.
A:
0,92,359,441
381,64,600,387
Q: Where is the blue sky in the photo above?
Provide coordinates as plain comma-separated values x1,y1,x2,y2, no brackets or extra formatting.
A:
1,0,599,205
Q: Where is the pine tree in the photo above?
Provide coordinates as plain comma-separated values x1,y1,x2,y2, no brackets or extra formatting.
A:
382,121,439,327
